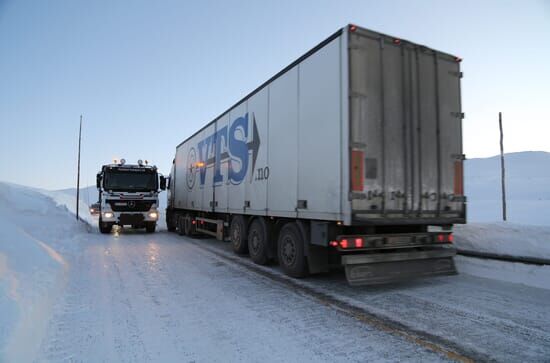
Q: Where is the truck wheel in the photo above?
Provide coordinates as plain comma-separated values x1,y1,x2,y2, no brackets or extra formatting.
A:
277,223,308,278
166,212,176,232
99,218,112,234
145,222,156,233
248,218,270,265
230,215,248,254
177,215,185,236
183,213,195,236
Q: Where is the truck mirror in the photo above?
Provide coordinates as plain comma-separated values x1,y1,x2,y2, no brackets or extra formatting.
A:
96,174,101,189
160,175,167,191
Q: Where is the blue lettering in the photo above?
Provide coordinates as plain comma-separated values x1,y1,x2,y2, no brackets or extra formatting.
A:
197,135,213,186
213,126,228,185
228,114,249,184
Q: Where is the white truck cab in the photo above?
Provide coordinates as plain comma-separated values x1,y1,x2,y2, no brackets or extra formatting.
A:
96,159,166,233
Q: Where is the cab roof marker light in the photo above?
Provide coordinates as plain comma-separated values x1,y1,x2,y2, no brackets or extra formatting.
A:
393,38,401,45
455,56,462,62
349,24,357,32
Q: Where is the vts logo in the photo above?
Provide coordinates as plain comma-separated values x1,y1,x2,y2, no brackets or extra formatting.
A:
186,113,260,189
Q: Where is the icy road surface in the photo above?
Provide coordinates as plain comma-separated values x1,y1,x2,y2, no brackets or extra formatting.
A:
1,183,550,362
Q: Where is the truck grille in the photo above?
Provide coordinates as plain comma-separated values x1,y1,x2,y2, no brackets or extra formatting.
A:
107,199,154,212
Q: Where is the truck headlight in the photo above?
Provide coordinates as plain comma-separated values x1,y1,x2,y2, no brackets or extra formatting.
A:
104,212,114,218
148,211,158,219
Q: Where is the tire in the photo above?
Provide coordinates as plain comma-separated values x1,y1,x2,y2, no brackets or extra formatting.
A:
229,215,248,254
277,223,308,278
166,212,176,232
248,218,270,265
177,215,185,236
99,218,112,234
183,213,195,236
145,222,156,233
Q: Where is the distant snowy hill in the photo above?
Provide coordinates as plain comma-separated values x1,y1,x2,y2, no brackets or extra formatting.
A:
466,151,550,225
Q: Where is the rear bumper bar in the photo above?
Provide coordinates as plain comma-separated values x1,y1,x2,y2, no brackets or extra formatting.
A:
341,248,457,286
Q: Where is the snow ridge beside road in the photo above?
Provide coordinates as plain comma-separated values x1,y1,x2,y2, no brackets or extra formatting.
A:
0,182,87,362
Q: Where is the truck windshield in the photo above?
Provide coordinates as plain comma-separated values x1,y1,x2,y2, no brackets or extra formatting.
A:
103,170,157,191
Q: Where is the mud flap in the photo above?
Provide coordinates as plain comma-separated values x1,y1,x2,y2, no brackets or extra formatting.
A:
342,248,457,286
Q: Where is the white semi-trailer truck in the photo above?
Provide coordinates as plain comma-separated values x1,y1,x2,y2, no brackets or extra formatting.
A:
165,25,466,285
97,159,166,234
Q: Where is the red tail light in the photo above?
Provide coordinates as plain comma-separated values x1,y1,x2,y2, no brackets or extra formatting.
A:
192,220,196,225
354,238,364,248
437,234,445,242
329,240,338,247
340,239,349,249
350,24,357,32
448,233,454,243
393,39,401,45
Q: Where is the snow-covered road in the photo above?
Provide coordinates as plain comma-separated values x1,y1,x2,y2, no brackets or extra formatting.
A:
1,182,550,362
36,230,455,363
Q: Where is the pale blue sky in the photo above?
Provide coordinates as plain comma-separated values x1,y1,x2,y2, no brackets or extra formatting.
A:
1,0,549,189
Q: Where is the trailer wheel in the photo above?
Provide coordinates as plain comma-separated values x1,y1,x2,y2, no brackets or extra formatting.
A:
230,215,248,254
166,212,176,232
278,223,308,278
177,215,185,236
248,218,269,265
99,218,112,234
183,213,195,236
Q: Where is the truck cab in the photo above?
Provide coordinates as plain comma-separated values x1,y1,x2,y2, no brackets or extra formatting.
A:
96,159,166,234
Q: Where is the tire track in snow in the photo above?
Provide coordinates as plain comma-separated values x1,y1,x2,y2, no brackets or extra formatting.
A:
186,238,480,363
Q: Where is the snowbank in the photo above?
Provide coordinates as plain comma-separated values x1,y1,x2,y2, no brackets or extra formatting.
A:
453,223,550,289
455,255,550,290
454,223,550,260
41,187,96,227
466,151,550,226
0,182,86,362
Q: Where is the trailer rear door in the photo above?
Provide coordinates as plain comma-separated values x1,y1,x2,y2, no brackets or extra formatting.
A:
348,27,465,223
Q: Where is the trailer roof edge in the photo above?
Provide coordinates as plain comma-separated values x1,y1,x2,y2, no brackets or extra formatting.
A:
176,27,345,149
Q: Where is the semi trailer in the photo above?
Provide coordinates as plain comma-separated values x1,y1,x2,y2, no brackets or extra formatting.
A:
97,159,166,233
165,24,465,285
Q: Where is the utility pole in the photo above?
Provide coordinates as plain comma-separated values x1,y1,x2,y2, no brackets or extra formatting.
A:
76,115,82,221
499,112,507,221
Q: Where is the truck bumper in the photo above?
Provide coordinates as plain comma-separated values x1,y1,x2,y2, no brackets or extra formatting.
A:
341,248,457,286
103,211,158,225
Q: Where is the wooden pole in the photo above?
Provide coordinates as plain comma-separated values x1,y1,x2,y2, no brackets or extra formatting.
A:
499,112,507,221
76,115,82,221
